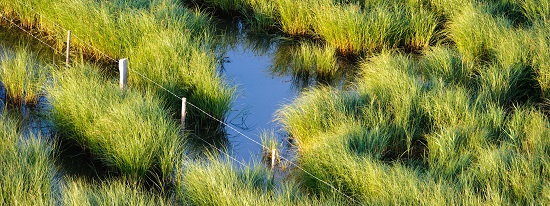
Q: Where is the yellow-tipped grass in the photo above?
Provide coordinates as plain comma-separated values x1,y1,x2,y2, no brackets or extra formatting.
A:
176,156,336,205
0,0,234,127
279,48,550,204
62,178,170,206
0,113,55,205
48,64,182,180
0,47,49,105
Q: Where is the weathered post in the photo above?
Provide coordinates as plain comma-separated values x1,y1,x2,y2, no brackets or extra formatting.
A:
181,97,187,129
119,58,128,90
65,30,71,67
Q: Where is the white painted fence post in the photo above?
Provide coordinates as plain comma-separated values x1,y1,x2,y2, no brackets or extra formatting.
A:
65,30,71,67
119,58,128,90
271,149,276,170
271,149,277,181
181,97,187,129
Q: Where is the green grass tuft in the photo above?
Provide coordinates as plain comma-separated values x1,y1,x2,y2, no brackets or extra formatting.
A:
176,156,336,205
0,113,55,206
62,178,169,206
279,47,550,204
0,46,49,105
0,0,234,128
48,64,182,180
271,41,340,87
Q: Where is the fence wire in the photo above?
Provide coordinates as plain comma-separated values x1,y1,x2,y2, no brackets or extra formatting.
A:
1,4,363,205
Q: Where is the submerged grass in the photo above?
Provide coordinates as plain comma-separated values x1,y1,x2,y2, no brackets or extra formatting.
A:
0,46,49,105
48,64,182,181
0,113,55,206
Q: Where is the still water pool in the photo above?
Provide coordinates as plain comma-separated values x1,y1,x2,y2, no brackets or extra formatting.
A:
220,35,299,164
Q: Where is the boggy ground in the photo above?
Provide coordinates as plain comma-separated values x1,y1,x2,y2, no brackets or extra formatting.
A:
1,0,550,205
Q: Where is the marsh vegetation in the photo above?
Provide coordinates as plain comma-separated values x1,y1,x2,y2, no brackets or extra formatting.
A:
1,0,550,205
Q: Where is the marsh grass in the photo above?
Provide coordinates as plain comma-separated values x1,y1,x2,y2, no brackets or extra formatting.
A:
357,52,427,157
271,41,341,88
196,0,440,56
206,0,248,13
532,24,550,102
0,113,55,206
48,64,182,181
293,42,338,79
274,0,318,36
446,2,548,107
427,0,473,18
2,0,550,205
0,46,49,106
447,5,508,65
260,130,280,166
313,2,439,55
419,46,474,86
245,0,278,32
1,0,234,127
296,139,457,205
189,0,278,33
312,3,386,55
520,0,550,25
177,156,336,205
279,47,550,204
422,85,507,180
129,33,233,132
278,52,427,159
477,63,540,107
62,178,169,206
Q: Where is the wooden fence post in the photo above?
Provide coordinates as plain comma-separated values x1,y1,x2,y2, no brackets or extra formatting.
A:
119,58,128,90
181,97,187,129
65,30,71,67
